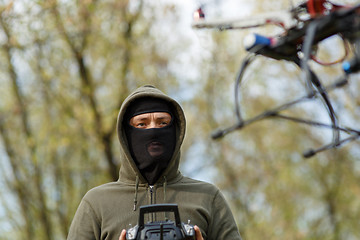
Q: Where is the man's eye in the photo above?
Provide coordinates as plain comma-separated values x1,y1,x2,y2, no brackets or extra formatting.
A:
159,121,170,126
136,123,146,127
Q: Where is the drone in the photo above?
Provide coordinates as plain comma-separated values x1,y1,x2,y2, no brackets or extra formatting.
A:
192,0,360,158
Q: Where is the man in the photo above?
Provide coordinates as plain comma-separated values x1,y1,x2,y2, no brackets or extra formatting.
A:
67,85,242,240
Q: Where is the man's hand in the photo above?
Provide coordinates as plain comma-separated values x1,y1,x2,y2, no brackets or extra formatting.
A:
119,226,204,240
119,229,126,240
194,225,204,240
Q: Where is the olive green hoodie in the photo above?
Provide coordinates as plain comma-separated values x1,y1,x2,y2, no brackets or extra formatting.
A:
67,85,241,240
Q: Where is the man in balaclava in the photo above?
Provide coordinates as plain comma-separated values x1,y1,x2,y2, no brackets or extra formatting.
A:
67,85,242,240
123,97,176,185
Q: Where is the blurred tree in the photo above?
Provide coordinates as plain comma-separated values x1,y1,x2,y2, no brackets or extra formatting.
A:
0,0,188,239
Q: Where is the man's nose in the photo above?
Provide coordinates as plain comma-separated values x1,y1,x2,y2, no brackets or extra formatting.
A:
148,120,167,129
147,121,157,129
148,120,161,128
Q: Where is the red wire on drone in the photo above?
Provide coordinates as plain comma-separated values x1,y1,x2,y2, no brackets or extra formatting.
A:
307,0,327,17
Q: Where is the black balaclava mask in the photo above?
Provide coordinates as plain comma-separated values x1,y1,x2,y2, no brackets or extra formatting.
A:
124,97,176,185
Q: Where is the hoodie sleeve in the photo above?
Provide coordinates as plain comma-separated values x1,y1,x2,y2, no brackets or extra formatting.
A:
67,199,101,240
208,190,242,240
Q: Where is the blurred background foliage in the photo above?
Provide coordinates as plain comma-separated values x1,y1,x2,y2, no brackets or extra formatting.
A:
0,0,359,239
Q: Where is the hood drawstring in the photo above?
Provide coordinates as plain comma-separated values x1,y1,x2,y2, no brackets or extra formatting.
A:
163,176,167,203
163,176,168,220
133,176,139,211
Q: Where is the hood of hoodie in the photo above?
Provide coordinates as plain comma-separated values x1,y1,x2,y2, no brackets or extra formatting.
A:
117,85,186,185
